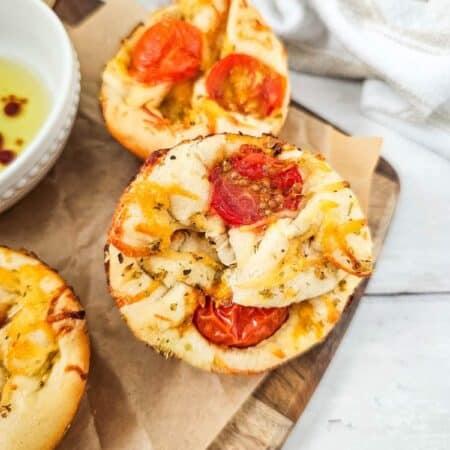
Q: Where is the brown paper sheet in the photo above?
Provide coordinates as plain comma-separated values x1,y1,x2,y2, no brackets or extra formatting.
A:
280,108,381,213
0,1,381,449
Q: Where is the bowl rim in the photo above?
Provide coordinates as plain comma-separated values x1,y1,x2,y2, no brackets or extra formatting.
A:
0,0,75,184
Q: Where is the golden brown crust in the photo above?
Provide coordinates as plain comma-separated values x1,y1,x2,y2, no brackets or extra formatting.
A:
104,133,372,374
0,246,90,450
100,0,289,159
108,150,169,257
106,241,361,374
101,94,174,160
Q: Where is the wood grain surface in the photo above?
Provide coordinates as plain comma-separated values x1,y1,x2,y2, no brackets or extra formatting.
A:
209,106,399,450
54,0,102,25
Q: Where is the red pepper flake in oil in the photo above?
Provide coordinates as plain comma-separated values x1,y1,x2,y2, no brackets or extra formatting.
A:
2,95,27,117
4,101,21,117
0,150,15,165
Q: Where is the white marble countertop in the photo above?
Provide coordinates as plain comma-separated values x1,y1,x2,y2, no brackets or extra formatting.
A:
284,73,450,450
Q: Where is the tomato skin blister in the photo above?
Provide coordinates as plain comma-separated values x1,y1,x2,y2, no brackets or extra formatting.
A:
129,18,202,84
193,298,289,348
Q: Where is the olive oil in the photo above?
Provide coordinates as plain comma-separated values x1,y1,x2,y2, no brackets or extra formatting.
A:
0,58,51,168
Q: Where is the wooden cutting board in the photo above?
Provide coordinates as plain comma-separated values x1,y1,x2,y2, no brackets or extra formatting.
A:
209,105,399,449
53,2,399,448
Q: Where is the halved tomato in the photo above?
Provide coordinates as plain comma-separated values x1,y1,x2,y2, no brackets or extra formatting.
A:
232,145,271,179
206,53,285,118
209,163,264,225
209,145,303,226
272,166,302,192
129,18,202,84
193,298,288,348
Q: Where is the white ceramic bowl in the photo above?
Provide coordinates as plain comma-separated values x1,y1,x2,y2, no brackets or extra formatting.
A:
0,0,80,213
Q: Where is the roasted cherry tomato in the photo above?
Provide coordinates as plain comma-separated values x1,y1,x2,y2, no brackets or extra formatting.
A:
273,166,302,192
209,164,263,225
206,53,285,118
209,145,303,226
129,18,202,84
232,145,270,179
193,298,288,348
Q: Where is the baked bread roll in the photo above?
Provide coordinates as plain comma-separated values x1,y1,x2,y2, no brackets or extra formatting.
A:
0,247,89,449
105,134,372,373
101,0,289,159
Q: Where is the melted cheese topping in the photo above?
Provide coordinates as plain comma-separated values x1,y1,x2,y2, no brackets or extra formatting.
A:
159,81,195,124
0,247,89,450
109,245,363,373
109,134,373,317
101,0,289,159
0,262,60,408
0,265,54,366
292,301,324,341
133,180,199,250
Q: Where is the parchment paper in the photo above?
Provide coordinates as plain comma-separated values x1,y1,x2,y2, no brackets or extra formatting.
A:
0,1,381,449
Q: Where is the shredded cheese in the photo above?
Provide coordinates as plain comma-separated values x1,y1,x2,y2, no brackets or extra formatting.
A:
0,264,59,380
292,301,323,341
124,280,162,306
321,218,372,276
236,237,323,291
134,180,199,250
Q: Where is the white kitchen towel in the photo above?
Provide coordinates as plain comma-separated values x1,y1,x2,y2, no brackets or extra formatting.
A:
252,0,450,159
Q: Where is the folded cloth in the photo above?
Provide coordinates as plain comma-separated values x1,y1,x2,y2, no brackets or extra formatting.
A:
252,0,450,159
